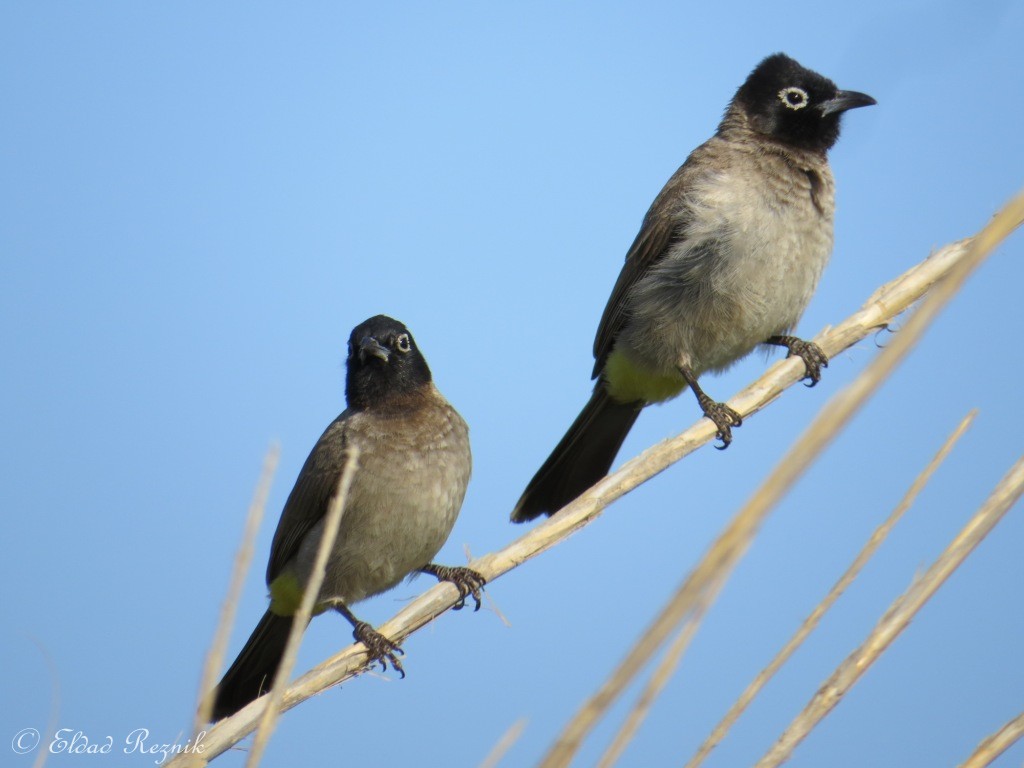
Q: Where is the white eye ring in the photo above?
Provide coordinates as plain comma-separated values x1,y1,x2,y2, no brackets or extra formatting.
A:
779,86,809,110
395,333,412,353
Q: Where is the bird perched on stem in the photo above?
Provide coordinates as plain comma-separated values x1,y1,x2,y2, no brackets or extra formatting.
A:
512,53,875,523
212,315,483,719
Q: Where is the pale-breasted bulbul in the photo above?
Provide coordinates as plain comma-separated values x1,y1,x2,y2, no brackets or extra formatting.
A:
212,315,482,719
513,53,875,522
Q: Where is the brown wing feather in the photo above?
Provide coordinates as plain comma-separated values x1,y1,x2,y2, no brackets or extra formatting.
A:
591,217,676,377
265,414,350,584
591,162,697,378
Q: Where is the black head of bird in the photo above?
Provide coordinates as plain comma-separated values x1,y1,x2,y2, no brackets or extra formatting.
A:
345,314,432,410
730,53,876,152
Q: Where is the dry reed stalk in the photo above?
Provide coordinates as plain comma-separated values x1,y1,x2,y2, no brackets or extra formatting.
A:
538,193,1023,768
478,718,529,768
192,445,279,732
684,410,976,767
595,587,717,768
168,192,1023,767
755,456,1024,768
243,446,360,767
956,712,1024,768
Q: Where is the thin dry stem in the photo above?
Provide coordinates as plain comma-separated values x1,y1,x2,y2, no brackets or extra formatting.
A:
167,192,1024,767
957,712,1024,768
685,409,977,767
246,445,360,768
193,445,279,732
538,194,1024,768
755,455,1024,768
595,587,717,768
478,718,529,768
25,636,61,768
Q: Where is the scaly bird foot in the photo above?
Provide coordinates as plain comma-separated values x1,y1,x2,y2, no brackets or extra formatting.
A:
696,394,743,450
352,621,405,678
768,335,829,386
421,564,487,611
680,365,743,449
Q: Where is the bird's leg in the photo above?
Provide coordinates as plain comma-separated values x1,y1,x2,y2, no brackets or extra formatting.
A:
332,601,405,678
766,335,828,386
420,563,487,611
679,365,742,449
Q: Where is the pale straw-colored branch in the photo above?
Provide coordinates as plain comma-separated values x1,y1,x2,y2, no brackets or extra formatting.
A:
245,445,360,768
168,192,1023,767
602,410,973,768
478,718,529,768
755,455,1024,768
537,195,1024,768
27,636,61,768
685,409,976,768
595,585,717,768
192,444,279,732
957,712,1024,768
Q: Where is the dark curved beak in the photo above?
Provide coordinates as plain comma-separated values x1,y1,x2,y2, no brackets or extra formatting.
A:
819,89,876,117
358,336,390,363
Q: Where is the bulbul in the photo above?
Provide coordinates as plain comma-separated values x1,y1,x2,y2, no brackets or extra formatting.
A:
212,315,483,719
512,53,875,522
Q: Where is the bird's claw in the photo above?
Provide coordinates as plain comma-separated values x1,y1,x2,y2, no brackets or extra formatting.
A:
771,336,829,386
698,396,743,449
353,621,405,678
785,339,828,386
424,564,487,611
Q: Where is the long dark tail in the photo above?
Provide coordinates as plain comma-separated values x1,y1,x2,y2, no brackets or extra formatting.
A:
511,387,641,522
211,610,295,720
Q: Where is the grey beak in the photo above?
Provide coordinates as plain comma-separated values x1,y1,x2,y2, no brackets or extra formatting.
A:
819,89,877,116
358,336,390,363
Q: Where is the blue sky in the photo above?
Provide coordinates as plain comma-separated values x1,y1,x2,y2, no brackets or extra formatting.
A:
2,2,1022,766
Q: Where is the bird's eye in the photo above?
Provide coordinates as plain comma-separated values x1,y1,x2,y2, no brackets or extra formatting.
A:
778,87,809,110
395,333,412,354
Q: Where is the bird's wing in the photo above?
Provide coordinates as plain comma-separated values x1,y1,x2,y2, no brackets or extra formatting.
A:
591,164,694,378
265,412,352,584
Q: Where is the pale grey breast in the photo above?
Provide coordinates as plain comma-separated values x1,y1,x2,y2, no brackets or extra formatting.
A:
619,135,835,378
307,387,471,605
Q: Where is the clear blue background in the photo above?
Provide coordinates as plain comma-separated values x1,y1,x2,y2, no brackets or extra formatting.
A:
2,3,1022,767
